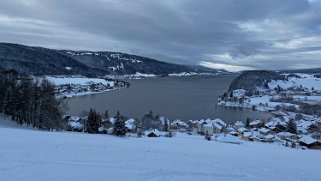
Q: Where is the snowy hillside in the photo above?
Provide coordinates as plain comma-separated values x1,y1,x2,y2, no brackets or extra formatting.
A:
269,73,321,91
45,76,114,86
0,121,320,181
37,76,126,98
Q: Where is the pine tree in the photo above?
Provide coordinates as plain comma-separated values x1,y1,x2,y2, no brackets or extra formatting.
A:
113,111,127,136
103,110,109,119
287,119,297,134
86,109,100,133
163,119,169,132
245,118,250,127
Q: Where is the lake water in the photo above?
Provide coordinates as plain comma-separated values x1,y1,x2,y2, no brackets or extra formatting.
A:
67,76,271,124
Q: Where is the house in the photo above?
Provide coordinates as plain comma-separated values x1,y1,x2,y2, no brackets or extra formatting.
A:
197,118,226,135
202,123,214,136
249,120,263,128
265,119,286,133
265,134,275,142
299,135,321,149
171,120,188,130
125,119,136,132
259,128,271,136
101,118,113,129
277,132,300,141
242,131,253,141
146,129,160,137
213,122,223,133
212,118,227,133
237,127,248,135
197,119,206,133
67,120,84,132
234,121,245,129
233,89,246,98
230,131,239,136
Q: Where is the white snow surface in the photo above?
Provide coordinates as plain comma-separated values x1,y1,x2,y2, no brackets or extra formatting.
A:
268,74,321,91
45,76,114,86
0,122,321,181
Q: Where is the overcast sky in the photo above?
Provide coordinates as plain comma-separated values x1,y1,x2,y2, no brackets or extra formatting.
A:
1,0,321,71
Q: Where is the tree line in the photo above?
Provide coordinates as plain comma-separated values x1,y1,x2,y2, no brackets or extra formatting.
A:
0,70,64,129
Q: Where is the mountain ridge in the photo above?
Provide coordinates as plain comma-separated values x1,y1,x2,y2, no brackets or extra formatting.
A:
0,42,227,77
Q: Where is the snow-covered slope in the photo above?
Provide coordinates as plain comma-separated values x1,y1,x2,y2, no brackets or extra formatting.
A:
45,76,114,86
269,74,321,91
0,122,320,181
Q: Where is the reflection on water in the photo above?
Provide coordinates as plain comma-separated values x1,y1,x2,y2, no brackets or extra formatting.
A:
67,75,271,124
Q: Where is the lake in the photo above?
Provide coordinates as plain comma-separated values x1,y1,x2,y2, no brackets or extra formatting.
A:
66,75,271,124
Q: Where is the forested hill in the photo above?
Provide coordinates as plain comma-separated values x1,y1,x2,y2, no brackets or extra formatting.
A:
0,42,227,76
228,70,285,92
0,43,104,77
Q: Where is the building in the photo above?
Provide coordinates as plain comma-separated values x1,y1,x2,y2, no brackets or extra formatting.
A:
233,89,246,98
299,135,321,149
202,123,214,136
249,120,263,128
234,121,245,129
146,129,160,137
259,128,271,136
277,132,300,141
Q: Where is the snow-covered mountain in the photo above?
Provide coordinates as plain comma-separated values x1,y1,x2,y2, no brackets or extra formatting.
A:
0,42,227,77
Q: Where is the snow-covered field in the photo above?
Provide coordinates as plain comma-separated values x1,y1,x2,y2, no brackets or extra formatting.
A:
45,76,114,86
1,119,321,181
269,74,321,91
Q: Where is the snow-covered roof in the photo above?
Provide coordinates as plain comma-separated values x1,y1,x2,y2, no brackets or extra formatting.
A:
213,118,227,127
68,121,83,128
109,118,115,124
238,127,248,132
125,119,135,129
159,117,169,124
265,118,286,128
213,122,223,130
259,128,270,134
250,120,262,126
172,120,188,127
101,118,111,123
70,116,80,122
146,129,161,136
299,135,318,145
277,132,294,137
243,132,253,137
203,123,213,128
230,131,238,135
265,134,275,140
234,121,245,127
188,120,199,124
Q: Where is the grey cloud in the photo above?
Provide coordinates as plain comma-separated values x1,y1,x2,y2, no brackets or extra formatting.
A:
0,0,321,71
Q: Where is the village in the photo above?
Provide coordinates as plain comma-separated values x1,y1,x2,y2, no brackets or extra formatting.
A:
42,76,130,98
64,108,321,150
44,73,321,150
